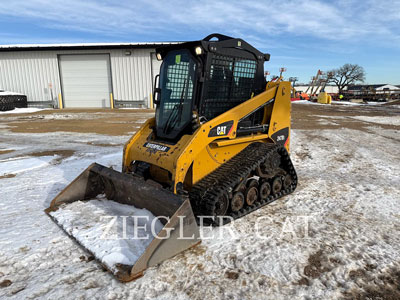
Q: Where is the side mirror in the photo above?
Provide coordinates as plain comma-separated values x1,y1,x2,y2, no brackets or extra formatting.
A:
153,75,161,106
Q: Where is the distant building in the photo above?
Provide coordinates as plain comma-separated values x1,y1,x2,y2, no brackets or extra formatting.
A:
347,84,400,94
0,42,178,108
294,83,400,95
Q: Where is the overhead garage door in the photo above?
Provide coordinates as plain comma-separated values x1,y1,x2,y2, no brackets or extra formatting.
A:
59,54,112,108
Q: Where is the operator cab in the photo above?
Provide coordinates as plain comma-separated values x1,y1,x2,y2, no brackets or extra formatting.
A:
153,33,270,142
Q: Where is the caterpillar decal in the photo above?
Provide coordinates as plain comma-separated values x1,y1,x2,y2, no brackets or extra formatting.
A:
143,142,170,152
208,121,234,137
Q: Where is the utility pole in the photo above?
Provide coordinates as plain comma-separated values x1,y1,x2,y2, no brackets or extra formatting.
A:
279,67,287,77
264,71,270,81
288,77,298,88
288,77,298,98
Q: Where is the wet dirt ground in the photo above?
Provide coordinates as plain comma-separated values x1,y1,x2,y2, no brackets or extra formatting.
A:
0,109,154,136
0,103,399,138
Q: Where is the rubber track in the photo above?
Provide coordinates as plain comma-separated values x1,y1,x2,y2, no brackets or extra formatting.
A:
189,142,297,226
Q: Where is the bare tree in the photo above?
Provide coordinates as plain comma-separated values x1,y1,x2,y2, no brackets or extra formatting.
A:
328,64,366,94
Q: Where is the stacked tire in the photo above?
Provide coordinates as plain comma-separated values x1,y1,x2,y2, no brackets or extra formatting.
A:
0,94,28,111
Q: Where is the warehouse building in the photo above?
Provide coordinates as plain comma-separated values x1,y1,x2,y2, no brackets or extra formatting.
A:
0,42,177,108
347,84,400,94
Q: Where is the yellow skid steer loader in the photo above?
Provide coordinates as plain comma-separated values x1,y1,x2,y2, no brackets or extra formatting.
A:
46,33,297,282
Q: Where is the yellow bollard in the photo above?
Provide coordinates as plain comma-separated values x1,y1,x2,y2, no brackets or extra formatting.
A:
150,93,154,109
110,93,114,109
58,93,63,109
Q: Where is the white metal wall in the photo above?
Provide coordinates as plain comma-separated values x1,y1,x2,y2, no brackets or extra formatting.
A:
111,49,154,106
0,51,61,103
0,48,159,107
295,85,339,94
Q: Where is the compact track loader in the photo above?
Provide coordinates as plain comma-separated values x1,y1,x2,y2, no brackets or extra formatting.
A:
46,33,297,281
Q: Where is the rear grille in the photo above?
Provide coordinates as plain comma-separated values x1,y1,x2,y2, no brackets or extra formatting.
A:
201,54,257,120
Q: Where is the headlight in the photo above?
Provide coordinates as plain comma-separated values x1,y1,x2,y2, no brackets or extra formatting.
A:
156,53,162,61
195,46,203,55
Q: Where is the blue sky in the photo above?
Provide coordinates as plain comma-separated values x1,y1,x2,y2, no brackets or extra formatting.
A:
0,0,399,84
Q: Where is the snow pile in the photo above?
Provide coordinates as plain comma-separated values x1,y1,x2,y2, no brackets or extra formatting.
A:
0,91,23,96
292,100,313,104
49,197,163,274
331,100,388,106
0,108,48,114
331,100,365,105
294,100,389,106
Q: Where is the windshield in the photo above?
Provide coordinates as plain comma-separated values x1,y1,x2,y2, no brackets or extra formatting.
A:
155,50,197,140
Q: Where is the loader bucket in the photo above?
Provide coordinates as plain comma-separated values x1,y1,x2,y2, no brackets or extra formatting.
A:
45,163,200,282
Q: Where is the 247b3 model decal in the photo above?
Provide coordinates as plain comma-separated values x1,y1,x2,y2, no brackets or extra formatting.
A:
271,127,289,146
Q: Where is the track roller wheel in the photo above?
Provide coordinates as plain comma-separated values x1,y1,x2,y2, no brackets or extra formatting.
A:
259,181,271,200
271,177,282,195
283,174,292,189
245,179,258,206
214,191,229,217
230,192,244,212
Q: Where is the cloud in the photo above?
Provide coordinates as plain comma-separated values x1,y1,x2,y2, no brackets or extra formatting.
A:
0,0,399,44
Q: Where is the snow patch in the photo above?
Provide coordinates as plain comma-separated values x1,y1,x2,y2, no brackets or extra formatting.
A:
350,116,400,126
120,107,147,110
0,112,400,299
0,156,54,176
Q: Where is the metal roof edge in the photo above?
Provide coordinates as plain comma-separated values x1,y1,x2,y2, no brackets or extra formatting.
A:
0,42,182,52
